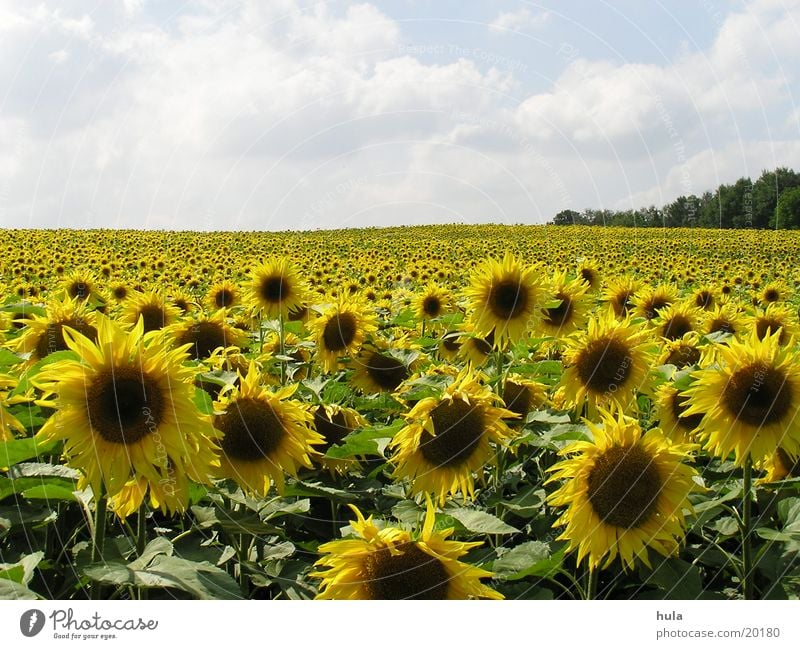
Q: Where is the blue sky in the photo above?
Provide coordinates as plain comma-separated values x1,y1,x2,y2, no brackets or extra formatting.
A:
0,0,797,230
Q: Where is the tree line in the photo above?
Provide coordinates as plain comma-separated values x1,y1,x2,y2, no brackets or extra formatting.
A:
550,167,800,229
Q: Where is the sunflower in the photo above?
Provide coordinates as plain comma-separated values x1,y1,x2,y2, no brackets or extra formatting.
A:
310,297,377,373
62,271,98,302
212,362,323,495
32,315,219,513
414,283,453,322
0,374,26,441
546,409,697,571
577,260,601,291
602,276,641,319
245,258,308,319
632,284,679,321
12,295,98,361
747,303,798,345
121,291,181,333
758,448,800,483
690,284,717,311
683,329,800,464
312,403,368,473
437,330,462,362
654,383,703,444
205,280,240,311
538,271,591,338
463,253,543,348
312,498,502,600
351,341,418,394
651,302,700,341
389,366,515,504
502,373,548,422
559,313,656,414
759,280,788,306
456,327,494,367
658,332,702,370
703,302,745,338
168,310,250,360
169,289,198,315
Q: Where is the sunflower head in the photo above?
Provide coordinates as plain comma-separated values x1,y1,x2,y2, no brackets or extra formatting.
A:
212,362,323,495
654,383,703,444
32,314,220,513
312,498,502,600
121,291,181,333
703,302,744,338
414,283,453,322
547,409,697,570
632,284,679,321
502,373,548,422
245,258,308,319
389,366,516,504
205,280,240,311
310,297,377,373
168,310,250,360
651,302,700,341
539,270,591,338
748,303,798,346
463,253,543,348
12,295,98,361
602,277,642,319
683,328,800,464
658,332,702,370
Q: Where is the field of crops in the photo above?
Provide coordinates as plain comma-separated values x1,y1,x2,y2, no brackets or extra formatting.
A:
1,224,800,600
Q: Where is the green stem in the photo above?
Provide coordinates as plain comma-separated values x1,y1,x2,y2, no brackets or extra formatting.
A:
136,502,147,556
742,455,755,600
586,568,598,600
279,312,286,385
90,489,108,600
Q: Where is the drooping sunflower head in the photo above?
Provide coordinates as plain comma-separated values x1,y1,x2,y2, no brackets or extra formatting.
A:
455,326,494,367
658,332,702,371
703,302,745,338
32,314,220,512
502,373,549,423
463,253,543,348
169,288,198,315
559,313,656,414
311,403,368,473
602,276,642,319
747,303,798,346
758,448,800,484
245,258,308,319
690,285,717,311
312,499,502,600
547,408,698,571
212,362,323,495
577,261,601,292
414,283,453,322
12,295,98,361
167,310,251,360
121,291,181,333
389,366,516,504
539,270,591,338
310,297,377,373
632,284,679,321
683,329,800,464
651,301,701,341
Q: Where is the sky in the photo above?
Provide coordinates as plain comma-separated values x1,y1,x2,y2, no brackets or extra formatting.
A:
0,0,798,231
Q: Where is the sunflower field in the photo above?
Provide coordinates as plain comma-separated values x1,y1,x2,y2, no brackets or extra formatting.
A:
1,224,800,601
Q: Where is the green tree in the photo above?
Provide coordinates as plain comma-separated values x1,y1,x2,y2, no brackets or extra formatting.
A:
754,167,800,228
551,209,583,225
774,186,800,229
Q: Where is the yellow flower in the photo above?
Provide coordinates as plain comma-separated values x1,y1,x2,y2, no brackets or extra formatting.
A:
244,258,308,319
312,498,502,600
12,295,97,361
33,314,219,513
310,297,377,373
547,409,697,570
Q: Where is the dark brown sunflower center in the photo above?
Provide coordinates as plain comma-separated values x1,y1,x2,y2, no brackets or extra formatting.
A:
259,275,289,304
363,542,449,600
86,367,164,445
177,321,229,359
722,362,792,426
776,448,800,478
612,291,633,317
313,406,351,451
363,352,408,391
543,292,573,328
214,288,235,308
587,444,662,529
288,305,308,321
35,319,98,359
708,318,735,335
575,337,633,394
422,295,442,318
580,268,596,286
694,291,713,309
488,279,528,319
441,333,461,352
503,380,532,419
643,298,671,320
661,314,693,340
113,286,128,300
670,390,703,431
764,289,780,303
216,398,285,462
68,281,90,300
322,312,357,352
137,304,167,333
755,318,787,344
419,399,484,467
665,345,700,368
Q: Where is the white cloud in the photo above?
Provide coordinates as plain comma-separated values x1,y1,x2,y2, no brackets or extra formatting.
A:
489,8,550,33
